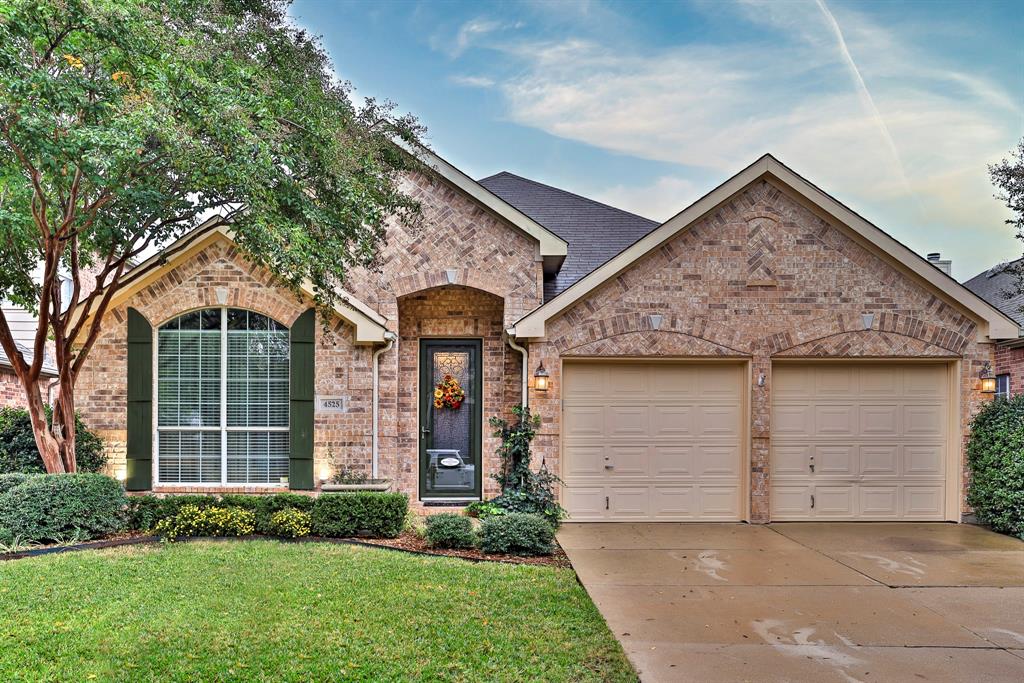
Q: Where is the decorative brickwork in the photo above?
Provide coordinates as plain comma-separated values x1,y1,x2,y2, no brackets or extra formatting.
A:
532,179,995,522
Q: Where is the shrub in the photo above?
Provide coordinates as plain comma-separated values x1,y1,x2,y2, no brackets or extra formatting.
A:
154,505,256,538
0,473,126,542
478,513,554,556
254,493,314,534
489,406,565,527
967,395,1024,538
424,513,476,549
0,407,106,474
0,472,40,495
218,494,262,512
310,492,408,538
268,508,312,538
464,500,505,519
124,494,221,532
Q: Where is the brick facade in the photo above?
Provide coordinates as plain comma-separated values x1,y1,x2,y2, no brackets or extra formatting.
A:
994,344,1023,397
527,179,994,522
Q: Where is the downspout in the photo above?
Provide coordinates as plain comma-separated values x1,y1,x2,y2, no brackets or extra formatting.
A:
371,332,397,479
504,327,529,409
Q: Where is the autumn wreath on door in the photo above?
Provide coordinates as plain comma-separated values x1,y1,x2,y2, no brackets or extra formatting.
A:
434,374,465,410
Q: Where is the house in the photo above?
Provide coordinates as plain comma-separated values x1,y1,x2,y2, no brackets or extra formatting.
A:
965,257,1024,399
72,152,1019,523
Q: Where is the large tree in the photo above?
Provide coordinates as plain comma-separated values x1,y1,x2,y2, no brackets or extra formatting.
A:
0,0,424,473
989,138,1024,307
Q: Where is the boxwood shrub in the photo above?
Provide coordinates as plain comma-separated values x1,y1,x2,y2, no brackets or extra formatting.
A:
311,492,408,538
0,472,40,495
967,395,1024,538
0,407,106,474
253,493,314,534
0,473,126,542
424,513,476,549
478,512,554,556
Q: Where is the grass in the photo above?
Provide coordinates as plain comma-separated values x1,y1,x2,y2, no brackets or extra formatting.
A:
0,540,635,682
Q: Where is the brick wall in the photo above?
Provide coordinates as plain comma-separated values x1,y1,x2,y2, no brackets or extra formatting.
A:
0,368,52,409
994,344,1024,396
529,179,995,521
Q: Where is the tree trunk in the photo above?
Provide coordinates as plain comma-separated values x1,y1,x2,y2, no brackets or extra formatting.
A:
53,385,78,473
26,388,66,473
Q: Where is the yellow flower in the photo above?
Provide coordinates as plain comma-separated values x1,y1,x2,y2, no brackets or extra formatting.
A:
63,54,84,69
434,389,442,398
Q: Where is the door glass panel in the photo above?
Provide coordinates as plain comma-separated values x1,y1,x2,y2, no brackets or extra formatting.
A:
423,343,478,497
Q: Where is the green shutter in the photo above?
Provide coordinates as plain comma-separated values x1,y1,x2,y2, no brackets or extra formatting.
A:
289,308,315,489
126,308,153,490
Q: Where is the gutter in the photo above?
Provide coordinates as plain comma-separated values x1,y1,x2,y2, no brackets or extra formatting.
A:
371,332,397,479
504,328,529,408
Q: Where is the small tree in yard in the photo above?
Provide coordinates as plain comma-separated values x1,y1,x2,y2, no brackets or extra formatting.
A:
0,0,424,472
989,138,1024,309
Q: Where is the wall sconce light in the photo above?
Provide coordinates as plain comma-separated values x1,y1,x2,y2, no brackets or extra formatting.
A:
979,362,996,394
534,362,550,392
115,468,127,483
319,464,332,483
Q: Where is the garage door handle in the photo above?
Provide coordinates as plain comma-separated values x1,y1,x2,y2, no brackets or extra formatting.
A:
811,494,815,509
604,464,614,470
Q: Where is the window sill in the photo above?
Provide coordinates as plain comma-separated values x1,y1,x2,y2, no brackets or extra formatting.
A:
151,485,291,495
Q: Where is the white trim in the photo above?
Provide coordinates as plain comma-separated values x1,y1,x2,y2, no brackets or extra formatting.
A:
513,155,1019,342
68,219,390,344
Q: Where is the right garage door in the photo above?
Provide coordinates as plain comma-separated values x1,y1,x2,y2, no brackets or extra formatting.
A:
771,362,950,520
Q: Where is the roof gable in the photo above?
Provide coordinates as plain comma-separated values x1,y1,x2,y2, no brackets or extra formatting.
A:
478,172,659,300
513,154,1019,342
964,258,1024,327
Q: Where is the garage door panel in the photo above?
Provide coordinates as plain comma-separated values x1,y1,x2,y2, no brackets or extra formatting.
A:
563,445,605,477
650,445,694,476
859,404,899,437
652,405,693,436
564,406,604,437
903,486,944,518
815,405,856,436
904,445,944,476
771,363,949,521
563,362,743,522
815,445,857,477
903,405,944,436
860,445,899,476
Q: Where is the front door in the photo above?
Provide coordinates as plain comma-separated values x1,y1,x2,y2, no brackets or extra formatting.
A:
419,339,482,500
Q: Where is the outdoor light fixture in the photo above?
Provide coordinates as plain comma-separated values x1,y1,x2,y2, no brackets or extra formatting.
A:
980,362,996,394
534,362,550,392
115,468,127,483
319,464,331,483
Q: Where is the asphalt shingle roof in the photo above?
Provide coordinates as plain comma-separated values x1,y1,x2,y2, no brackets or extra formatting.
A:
964,257,1024,327
478,171,660,301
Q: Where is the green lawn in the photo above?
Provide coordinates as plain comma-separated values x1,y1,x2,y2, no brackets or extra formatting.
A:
0,541,634,682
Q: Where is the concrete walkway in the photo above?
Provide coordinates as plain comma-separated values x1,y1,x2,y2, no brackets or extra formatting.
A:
558,522,1024,682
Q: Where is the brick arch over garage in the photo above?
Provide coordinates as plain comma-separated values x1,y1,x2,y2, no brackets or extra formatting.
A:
549,311,747,356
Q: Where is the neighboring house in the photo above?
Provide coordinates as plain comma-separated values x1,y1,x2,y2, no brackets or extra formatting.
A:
72,153,1018,523
1,302,60,408
965,257,1024,399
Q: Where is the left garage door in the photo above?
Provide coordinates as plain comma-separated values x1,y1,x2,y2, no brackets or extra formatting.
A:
561,362,744,521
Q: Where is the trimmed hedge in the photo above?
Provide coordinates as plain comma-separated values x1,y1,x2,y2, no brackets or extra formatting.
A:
126,494,221,532
310,492,408,538
154,505,256,538
424,513,476,549
967,395,1024,538
0,473,126,543
0,407,106,474
0,472,40,495
478,513,554,556
253,493,314,534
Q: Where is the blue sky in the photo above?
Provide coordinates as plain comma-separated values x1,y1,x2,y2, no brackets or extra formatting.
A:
290,0,1023,280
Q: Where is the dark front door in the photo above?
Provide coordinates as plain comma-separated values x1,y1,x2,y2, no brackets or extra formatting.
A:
419,339,483,499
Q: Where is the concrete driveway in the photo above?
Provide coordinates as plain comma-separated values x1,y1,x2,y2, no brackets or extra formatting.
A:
558,522,1024,682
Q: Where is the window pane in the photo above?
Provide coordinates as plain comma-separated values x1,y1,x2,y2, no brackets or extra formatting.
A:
227,431,289,484
157,321,221,428
158,430,221,484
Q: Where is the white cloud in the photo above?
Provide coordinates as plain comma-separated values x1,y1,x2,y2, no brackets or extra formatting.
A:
473,2,1019,273
433,17,524,58
450,75,496,88
595,176,702,223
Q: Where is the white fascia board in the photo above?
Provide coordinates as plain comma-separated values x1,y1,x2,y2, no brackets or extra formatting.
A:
514,155,1018,342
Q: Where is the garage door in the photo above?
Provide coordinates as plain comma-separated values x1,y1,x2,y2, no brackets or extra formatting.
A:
562,362,744,521
771,363,950,520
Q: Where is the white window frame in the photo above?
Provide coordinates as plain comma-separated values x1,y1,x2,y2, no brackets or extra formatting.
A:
996,373,1010,400
153,307,290,488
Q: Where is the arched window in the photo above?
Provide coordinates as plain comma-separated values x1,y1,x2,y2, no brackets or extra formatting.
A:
156,308,289,485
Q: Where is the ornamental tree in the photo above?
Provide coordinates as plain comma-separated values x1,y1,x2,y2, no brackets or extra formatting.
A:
0,0,424,473
989,138,1024,310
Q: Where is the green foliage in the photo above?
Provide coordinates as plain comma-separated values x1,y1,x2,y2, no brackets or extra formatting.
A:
310,492,408,538
488,405,565,527
424,513,476,549
154,505,256,539
989,140,1024,302
253,493,315,534
464,500,506,519
268,508,311,538
125,494,220,532
967,395,1024,538
0,408,106,474
0,472,40,495
478,513,554,556
0,473,125,542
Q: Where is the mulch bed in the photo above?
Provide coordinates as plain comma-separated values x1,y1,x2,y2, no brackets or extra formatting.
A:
1,531,571,568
